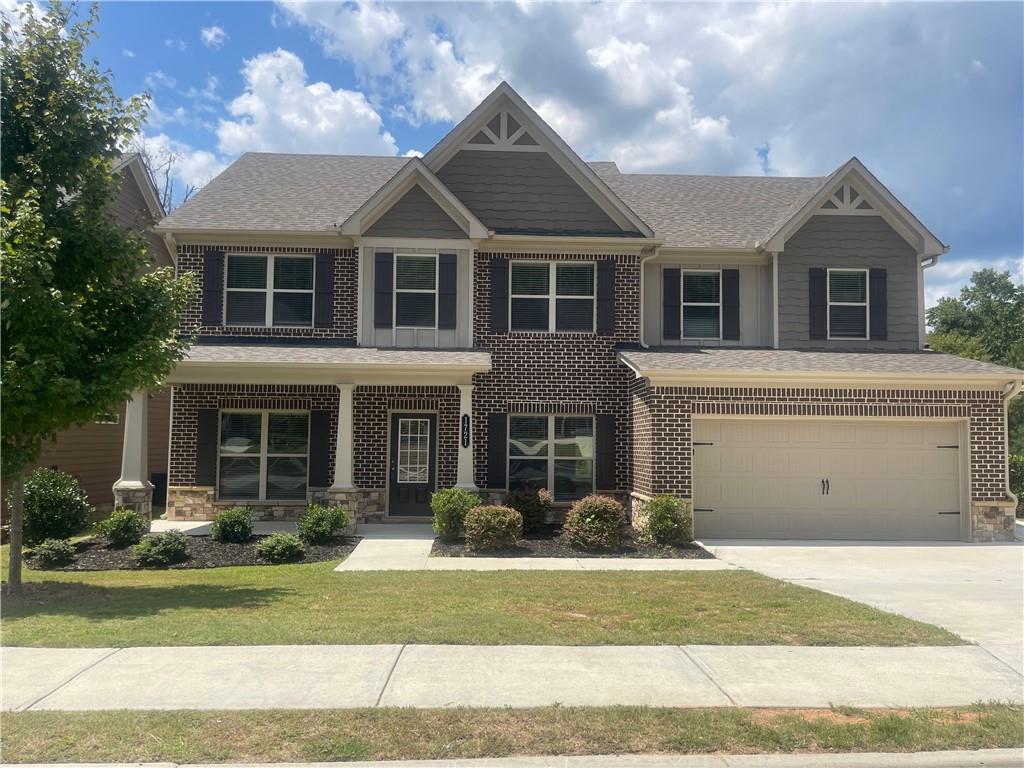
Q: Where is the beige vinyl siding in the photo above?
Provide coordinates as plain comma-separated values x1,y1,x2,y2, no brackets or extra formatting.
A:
364,185,466,238
114,168,173,269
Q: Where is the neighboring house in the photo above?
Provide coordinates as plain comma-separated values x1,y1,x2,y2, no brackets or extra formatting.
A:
115,83,1021,541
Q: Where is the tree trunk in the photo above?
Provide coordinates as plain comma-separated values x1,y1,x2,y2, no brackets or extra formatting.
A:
7,473,23,594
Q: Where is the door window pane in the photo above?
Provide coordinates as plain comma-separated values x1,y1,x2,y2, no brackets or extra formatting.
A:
220,413,262,454
509,416,548,457
683,305,720,338
272,293,313,326
226,292,267,326
227,256,267,289
395,293,436,327
268,413,308,453
273,257,313,290
218,457,260,500
397,418,430,483
266,456,307,499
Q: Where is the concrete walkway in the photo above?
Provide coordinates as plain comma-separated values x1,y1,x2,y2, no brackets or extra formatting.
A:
5,643,1021,711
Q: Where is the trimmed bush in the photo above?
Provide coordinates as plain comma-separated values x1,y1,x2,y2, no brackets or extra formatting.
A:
133,530,189,568
464,505,523,552
13,467,92,545
563,494,627,551
255,532,305,563
30,538,76,568
94,507,149,547
297,504,348,544
210,507,253,543
504,488,553,534
642,495,693,546
431,487,480,542
1010,454,1023,516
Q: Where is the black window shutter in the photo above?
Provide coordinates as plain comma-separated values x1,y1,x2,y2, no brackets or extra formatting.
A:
373,251,393,329
438,253,458,330
809,267,828,340
596,259,616,336
662,267,681,340
487,412,507,489
722,269,740,341
490,259,509,334
308,410,331,487
869,267,888,340
202,250,225,326
195,409,219,486
314,252,334,328
595,413,616,490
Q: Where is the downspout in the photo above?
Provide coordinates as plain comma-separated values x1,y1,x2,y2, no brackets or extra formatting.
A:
638,246,661,348
919,254,940,349
1004,378,1023,509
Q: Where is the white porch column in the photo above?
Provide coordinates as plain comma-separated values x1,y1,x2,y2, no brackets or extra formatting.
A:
455,383,477,489
112,389,153,516
331,383,355,489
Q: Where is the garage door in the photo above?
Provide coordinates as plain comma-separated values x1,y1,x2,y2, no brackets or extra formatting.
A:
693,419,962,541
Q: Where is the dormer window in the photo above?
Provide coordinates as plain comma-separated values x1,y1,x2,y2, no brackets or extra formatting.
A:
828,268,868,339
394,253,438,328
225,254,314,327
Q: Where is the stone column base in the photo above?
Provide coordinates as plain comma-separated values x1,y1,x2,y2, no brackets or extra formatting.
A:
971,500,1017,542
310,487,387,528
113,485,154,519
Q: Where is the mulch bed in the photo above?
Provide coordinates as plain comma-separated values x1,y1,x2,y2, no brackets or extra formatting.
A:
430,525,714,559
26,534,361,571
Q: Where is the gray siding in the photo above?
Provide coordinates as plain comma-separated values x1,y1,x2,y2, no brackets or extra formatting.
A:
436,150,630,236
778,215,919,350
365,184,466,238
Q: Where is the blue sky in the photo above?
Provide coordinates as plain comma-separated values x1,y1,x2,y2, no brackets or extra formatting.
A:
10,1,1022,305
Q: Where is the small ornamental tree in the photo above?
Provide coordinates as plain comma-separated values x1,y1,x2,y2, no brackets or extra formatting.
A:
1,2,193,592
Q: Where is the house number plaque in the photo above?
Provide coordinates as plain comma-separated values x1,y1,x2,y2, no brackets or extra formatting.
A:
460,414,471,448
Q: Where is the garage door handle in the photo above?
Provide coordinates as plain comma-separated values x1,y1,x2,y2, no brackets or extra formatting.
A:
937,445,959,449
825,478,830,495
821,479,826,495
937,511,960,515
694,508,714,512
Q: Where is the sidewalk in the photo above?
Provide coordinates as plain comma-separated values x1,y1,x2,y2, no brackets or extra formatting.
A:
4,643,1021,711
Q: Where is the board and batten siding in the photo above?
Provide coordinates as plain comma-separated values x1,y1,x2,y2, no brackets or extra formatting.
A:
778,215,919,350
364,185,467,239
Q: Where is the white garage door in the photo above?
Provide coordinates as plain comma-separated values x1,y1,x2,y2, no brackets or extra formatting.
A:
693,419,962,541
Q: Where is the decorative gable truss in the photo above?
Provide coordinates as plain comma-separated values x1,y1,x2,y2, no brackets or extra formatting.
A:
818,182,875,214
465,109,541,150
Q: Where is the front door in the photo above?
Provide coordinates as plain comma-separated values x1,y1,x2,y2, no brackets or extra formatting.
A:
388,413,437,517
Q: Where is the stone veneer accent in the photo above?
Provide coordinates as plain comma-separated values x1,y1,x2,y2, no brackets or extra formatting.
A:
970,500,1017,542
113,486,154,519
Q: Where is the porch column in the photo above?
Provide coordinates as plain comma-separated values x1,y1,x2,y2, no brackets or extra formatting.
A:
455,383,477,489
112,389,153,517
331,383,355,489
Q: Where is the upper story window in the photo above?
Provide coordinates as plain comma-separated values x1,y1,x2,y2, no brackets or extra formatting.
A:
508,414,594,502
682,270,721,339
225,254,314,327
510,261,595,332
394,253,437,328
218,410,309,501
828,269,868,339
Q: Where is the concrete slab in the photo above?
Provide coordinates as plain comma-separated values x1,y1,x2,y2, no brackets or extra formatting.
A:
378,645,731,708
31,645,402,710
1,647,117,711
686,645,1024,708
424,557,734,571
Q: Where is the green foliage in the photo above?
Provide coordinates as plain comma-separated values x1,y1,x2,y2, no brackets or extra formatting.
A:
29,538,76,568
94,508,149,547
463,505,523,552
1010,455,1023,515
210,507,253,543
255,532,305,564
133,530,189,568
642,495,693,546
296,504,348,544
563,495,627,550
927,332,992,362
430,487,480,542
504,488,553,534
11,467,91,545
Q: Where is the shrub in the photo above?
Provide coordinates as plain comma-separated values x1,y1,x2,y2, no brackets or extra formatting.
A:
431,487,481,542
464,505,522,552
563,494,627,551
30,538,76,568
94,507,149,547
297,504,348,544
255,532,305,563
642,495,693,547
13,467,92,545
1010,454,1023,516
210,507,253,543
133,530,189,568
504,488,553,534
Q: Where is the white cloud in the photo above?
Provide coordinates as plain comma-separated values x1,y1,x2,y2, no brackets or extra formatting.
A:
144,70,177,90
122,48,135,58
133,132,228,195
164,38,187,51
200,25,227,50
403,149,423,158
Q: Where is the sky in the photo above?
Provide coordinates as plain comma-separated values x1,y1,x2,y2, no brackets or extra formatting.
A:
5,1,1023,307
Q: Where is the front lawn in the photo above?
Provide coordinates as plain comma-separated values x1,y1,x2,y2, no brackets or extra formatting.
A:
2,556,958,647
4,705,1020,763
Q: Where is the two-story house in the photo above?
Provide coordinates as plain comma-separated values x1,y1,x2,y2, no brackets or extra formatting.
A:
111,83,1021,542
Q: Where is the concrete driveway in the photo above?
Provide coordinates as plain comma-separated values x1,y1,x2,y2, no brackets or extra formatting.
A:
702,540,1024,675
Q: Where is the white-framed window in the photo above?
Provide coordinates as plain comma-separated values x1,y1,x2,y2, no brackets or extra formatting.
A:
218,410,309,501
394,252,438,329
225,254,315,327
682,270,721,339
95,412,120,425
510,261,595,332
827,268,869,339
508,414,594,502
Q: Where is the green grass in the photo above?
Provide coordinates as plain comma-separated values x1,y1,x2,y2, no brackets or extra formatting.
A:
3,706,1021,763
2,555,959,647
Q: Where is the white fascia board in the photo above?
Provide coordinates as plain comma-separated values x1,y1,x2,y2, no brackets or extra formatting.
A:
168,359,491,387
152,228,352,248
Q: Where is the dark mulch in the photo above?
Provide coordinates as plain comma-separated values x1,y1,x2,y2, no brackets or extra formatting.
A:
26,534,361,571
430,525,714,559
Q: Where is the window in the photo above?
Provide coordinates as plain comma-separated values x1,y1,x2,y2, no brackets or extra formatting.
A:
682,271,721,339
508,415,594,502
225,254,314,327
510,262,595,332
394,253,437,328
218,411,309,501
396,418,431,483
96,412,120,425
828,269,868,339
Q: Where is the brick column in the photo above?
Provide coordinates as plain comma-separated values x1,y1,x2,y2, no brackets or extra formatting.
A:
112,390,153,517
